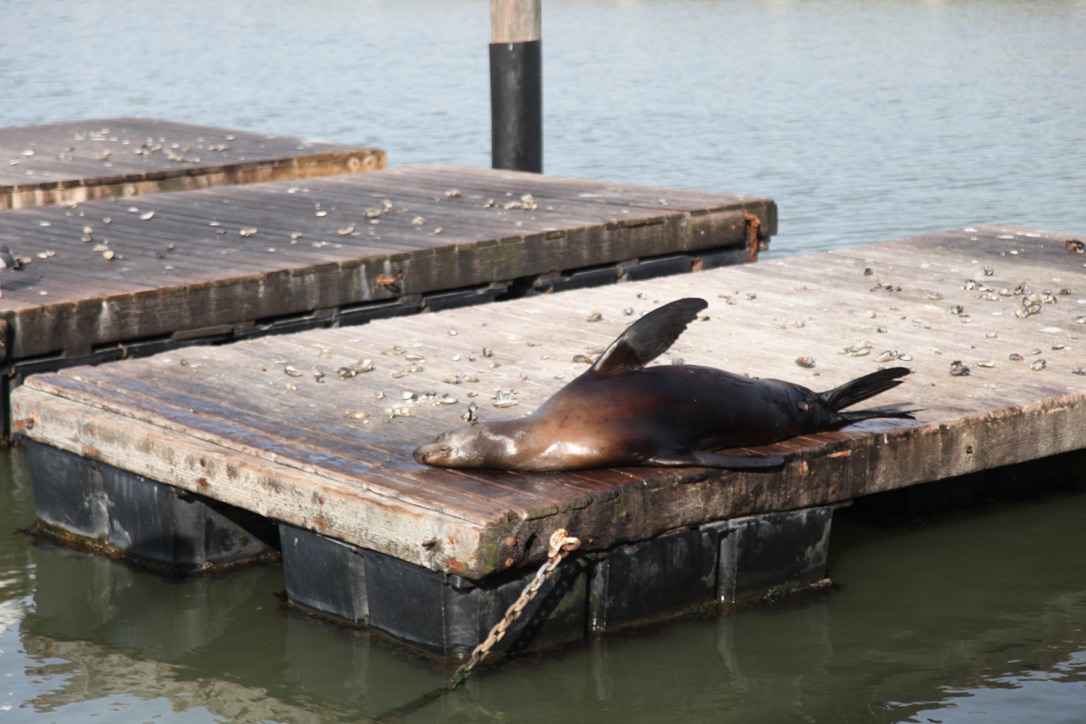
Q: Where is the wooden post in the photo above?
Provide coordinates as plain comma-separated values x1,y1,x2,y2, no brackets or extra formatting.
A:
490,0,542,173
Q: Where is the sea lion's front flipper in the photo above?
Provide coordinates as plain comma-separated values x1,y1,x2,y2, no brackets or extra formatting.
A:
646,451,786,470
591,297,708,377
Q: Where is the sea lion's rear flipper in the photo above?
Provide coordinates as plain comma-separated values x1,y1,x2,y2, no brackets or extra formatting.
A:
646,451,786,470
591,297,708,377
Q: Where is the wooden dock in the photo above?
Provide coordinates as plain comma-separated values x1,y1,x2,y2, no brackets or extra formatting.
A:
13,224,1085,659
0,117,385,209
0,163,773,433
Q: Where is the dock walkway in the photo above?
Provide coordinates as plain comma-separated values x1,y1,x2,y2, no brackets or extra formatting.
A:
14,224,1085,659
0,162,773,432
1,117,384,209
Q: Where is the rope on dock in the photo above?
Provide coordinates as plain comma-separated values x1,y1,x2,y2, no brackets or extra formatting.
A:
374,528,581,723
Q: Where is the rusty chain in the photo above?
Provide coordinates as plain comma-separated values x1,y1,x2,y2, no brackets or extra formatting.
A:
447,528,581,689
375,528,582,722
743,211,762,262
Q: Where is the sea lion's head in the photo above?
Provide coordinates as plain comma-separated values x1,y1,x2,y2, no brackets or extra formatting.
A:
414,424,507,468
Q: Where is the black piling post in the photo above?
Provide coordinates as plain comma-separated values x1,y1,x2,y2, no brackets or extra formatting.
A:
490,0,542,173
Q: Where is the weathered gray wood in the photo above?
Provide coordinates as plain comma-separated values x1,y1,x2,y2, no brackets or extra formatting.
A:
491,0,541,43
15,225,1083,580
0,117,385,209
0,165,771,363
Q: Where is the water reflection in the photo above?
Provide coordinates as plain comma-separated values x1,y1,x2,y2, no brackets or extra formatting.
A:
4,445,1086,721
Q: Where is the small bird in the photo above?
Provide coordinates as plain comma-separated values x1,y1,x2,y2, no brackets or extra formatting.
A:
0,244,22,297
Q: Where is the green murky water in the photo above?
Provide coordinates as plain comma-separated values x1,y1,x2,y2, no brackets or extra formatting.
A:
3,446,1084,722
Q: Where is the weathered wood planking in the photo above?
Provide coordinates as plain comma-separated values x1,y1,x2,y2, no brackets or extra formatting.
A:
0,117,385,209
13,225,1085,579
0,165,772,364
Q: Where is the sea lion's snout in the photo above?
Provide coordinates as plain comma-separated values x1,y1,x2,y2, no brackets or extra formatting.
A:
413,442,444,465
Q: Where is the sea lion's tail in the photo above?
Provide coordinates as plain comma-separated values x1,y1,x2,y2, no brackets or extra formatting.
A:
819,367,917,421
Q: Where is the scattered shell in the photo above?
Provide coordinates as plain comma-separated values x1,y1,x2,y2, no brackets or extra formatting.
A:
345,410,370,420
388,407,415,418
949,304,964,315
401,390,417,401
436,395,458,406
585,312,603,322
841,341,874,356
312,368,326,383
139,210,155,221
1009,353,1024,361
411,216,425,225
976,360,995,368
1031,359,1047,371
443,374,462,385
315,210,329,217
795,357,816,368
875,350,898,363
1072,368,1086,376
445,189,462,198
102,250,115,261
338,225,356,235
337,366,358,379
284,365,302,377
493,399,519,408
898,353,913,362
462,402,478,423
572,354,594,364
623,307,634,316
239,228,257,237
36,250,56,259
1066,239,1085,253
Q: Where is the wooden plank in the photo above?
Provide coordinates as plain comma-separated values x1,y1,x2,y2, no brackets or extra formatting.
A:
0,166,772,362
13,225,1085,579
0,117,385,209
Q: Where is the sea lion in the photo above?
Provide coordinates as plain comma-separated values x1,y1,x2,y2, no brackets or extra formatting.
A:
413,297,915,471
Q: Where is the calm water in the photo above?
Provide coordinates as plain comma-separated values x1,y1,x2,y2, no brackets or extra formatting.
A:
2,0,1086,721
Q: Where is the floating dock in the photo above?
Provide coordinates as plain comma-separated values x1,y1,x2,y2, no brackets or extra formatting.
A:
0,161,773,433
0,117,385,209
14,224,1086,659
